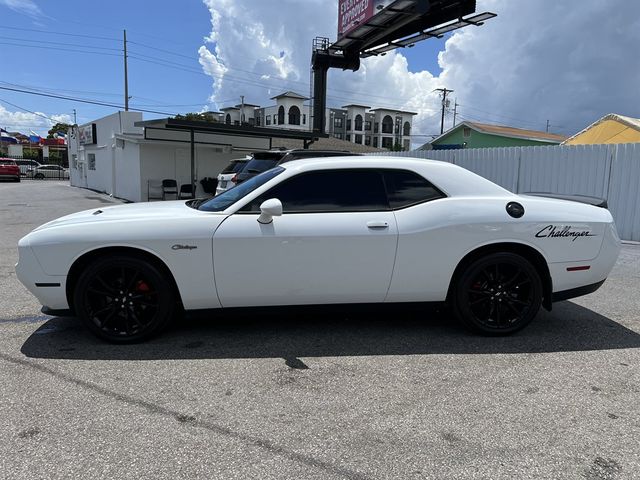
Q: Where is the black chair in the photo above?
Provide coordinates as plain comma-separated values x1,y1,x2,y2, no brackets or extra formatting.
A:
178,183,195,199
161,179,178,200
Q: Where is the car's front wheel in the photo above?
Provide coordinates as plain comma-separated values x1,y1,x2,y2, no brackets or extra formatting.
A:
73,255,176,342
452,252,542,335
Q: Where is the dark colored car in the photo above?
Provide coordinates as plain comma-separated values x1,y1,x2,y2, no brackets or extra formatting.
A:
0,158,21,182
233,150,361,185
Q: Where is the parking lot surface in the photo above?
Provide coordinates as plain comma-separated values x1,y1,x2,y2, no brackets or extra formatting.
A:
1,181,639,480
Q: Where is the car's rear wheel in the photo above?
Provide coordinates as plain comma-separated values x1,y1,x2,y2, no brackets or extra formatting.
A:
73,255,175,343
34,173,44,179
452,252,542,335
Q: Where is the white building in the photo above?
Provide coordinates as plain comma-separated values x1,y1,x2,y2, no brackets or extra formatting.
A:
244,91,416,150
68,111,274,202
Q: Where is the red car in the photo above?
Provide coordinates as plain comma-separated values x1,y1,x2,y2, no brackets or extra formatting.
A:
0,158,20,182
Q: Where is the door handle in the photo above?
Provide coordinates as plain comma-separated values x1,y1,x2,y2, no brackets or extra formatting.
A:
367,221,389,229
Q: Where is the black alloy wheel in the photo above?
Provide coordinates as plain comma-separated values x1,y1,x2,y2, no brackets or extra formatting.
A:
453,252,542,335
74,255,175,342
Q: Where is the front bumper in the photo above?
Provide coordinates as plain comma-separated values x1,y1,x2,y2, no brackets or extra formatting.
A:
15,240,69,310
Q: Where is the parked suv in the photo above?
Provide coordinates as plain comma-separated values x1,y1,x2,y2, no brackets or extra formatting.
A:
0,158,20,182
215,157,250,196
14,159,41,176
232,150,360,187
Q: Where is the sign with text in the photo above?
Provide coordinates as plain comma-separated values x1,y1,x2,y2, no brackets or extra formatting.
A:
338,0,374,39
79,123,96,145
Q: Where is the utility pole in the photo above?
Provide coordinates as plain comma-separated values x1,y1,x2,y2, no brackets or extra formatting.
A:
435,88,454,134
123,29,129,112
546,119,550,133
73,109,77,125
240,95,245,124
453,100,459,127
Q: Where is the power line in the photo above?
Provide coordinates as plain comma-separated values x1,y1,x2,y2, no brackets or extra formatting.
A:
0,98,55,122
0,35,121,51
0,86,177,116
0,42,121,57
0,25,118,41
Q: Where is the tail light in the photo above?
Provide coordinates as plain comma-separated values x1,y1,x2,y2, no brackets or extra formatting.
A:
231,174,238,184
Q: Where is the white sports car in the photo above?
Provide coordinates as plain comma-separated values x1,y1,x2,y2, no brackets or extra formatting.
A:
16,157,621,342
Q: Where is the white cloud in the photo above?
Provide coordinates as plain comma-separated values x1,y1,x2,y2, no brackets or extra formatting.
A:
0,105,72,136
199,0,640,144
0,0,42,18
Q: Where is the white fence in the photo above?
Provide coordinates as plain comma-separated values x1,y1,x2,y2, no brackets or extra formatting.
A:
374,144,640,241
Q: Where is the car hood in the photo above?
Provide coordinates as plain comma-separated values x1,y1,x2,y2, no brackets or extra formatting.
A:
34,200,223,231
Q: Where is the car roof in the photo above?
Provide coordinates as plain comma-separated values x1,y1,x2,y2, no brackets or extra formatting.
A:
279,155,511,197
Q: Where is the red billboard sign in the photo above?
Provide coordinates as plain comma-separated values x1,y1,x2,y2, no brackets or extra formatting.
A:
338,0,375,39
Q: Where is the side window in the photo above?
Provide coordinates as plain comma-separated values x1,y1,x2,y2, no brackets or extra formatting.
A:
383,170,445,209
241,170,388,213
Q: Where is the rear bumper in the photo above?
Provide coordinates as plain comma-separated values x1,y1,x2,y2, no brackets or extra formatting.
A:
552,279,606,302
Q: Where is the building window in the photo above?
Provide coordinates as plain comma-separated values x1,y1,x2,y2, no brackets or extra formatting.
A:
382,137,393,149
355,134,363,144
256,116,261,126
248,118,255,126
346,134,351,142
463,127,471,138
278,106,285,125
266,116,271,126
365,121,371,131
365,136,371,146
303,114,306,125
87,153,96,170
347,119,352,131
288,106,301,125
403,121,411,136
334,117,343,128
355,114,363,131
373,137,378,147
334,133,343,140
374,122,379,133
382,115,393,134
273,114,277,125
403,139,410,150
225,114,231,125
234,120,240,126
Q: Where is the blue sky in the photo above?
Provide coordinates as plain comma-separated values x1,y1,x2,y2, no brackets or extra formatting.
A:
0,0,444,135
2,0,638,142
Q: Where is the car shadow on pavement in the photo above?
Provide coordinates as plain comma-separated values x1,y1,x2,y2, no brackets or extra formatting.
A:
20,300,640,361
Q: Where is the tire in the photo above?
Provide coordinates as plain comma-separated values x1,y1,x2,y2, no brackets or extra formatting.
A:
15,177,20,182
452,252,542,335
34,173,44,179
73,255,176,343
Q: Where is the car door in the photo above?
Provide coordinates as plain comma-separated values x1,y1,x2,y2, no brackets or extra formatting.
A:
213,169,399,307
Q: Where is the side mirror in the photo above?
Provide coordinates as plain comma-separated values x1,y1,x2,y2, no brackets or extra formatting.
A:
257,198,283,224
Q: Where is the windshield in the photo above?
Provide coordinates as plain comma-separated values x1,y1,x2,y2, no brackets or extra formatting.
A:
198,167,284,212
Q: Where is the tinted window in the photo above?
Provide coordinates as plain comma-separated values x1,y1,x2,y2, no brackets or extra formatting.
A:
383,170,444,209
242,170,388,213
243,158,279,174
221,160,247,174
199,167,284,212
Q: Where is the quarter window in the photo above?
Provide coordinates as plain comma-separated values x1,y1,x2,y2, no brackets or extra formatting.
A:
383,170,444,209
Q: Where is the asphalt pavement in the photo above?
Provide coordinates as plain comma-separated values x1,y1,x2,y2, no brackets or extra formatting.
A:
1,180,639,480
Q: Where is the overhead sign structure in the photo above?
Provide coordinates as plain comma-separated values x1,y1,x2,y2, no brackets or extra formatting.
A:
313,0,497,135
